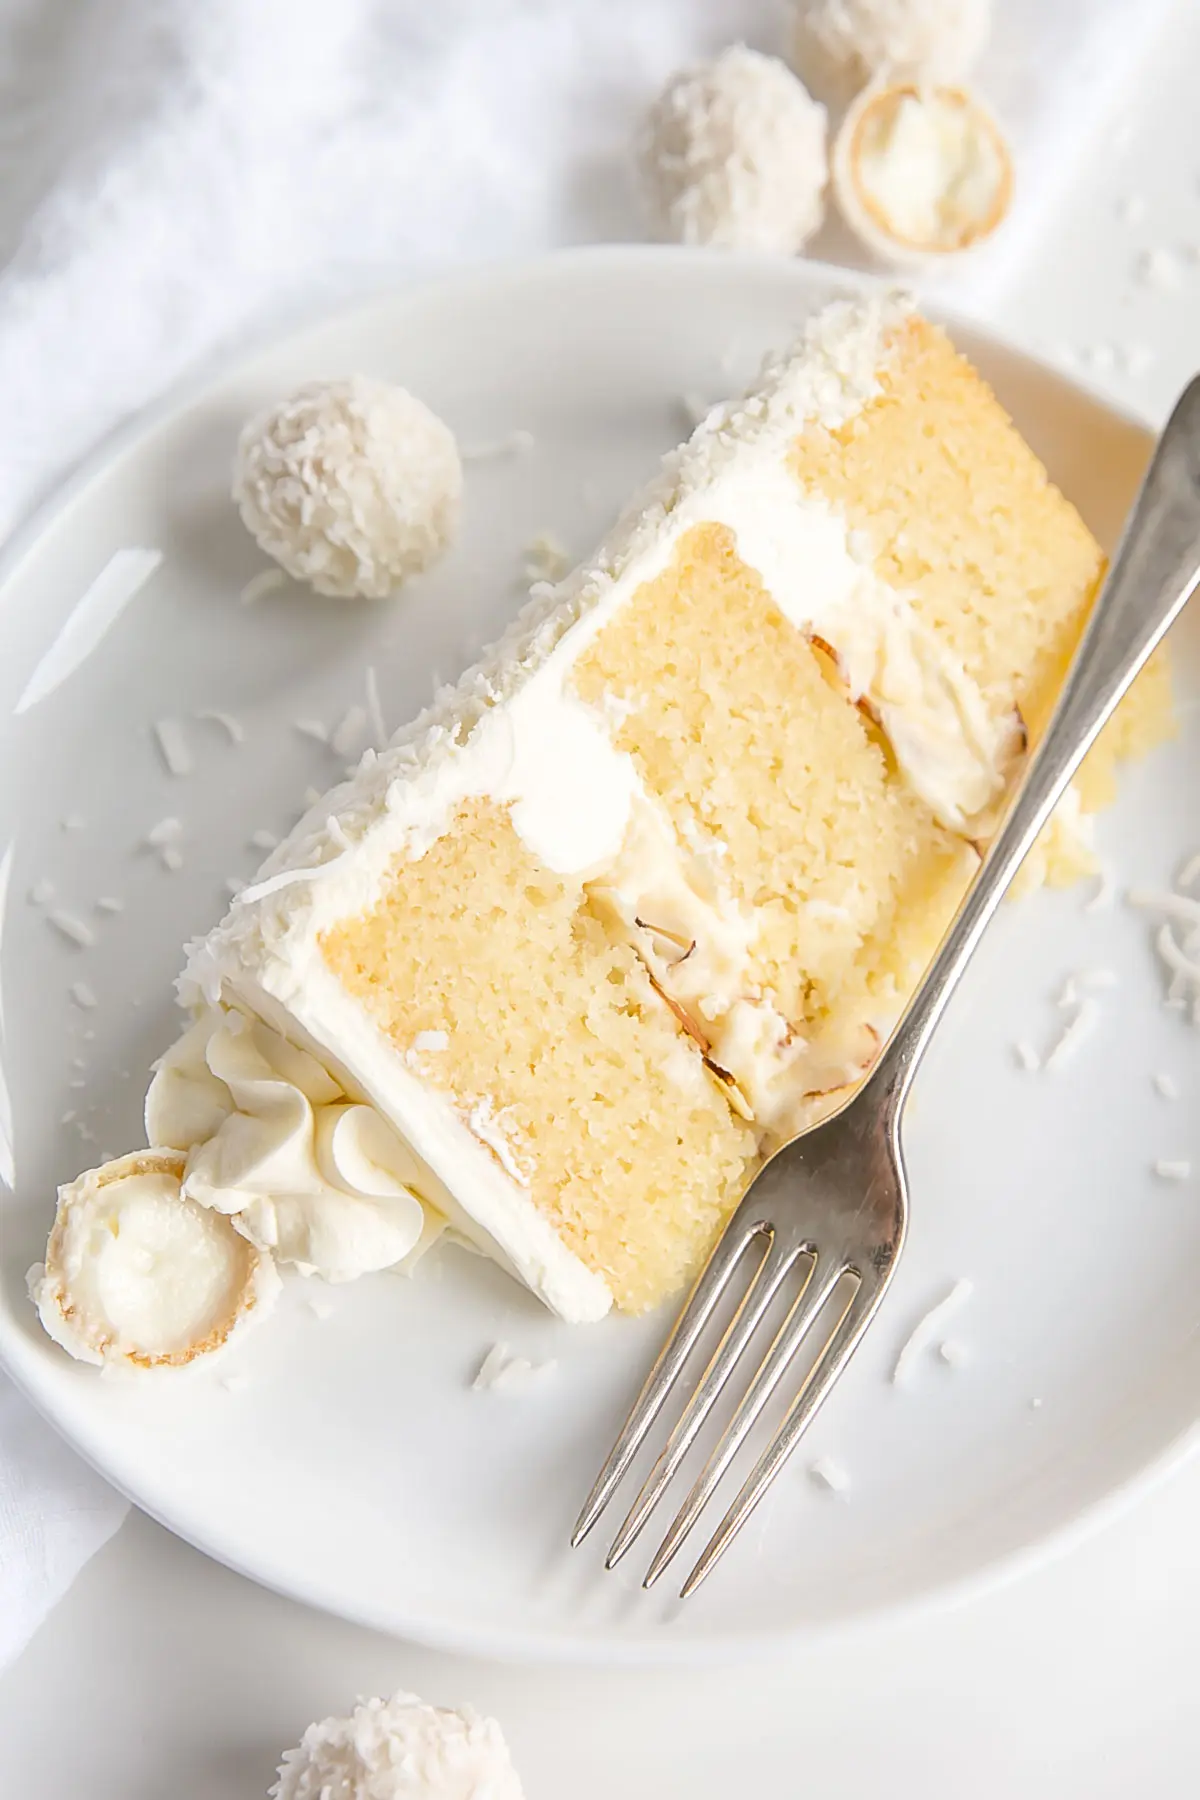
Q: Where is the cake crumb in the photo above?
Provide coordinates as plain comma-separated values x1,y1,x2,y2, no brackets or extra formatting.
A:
412,1029,449,1054
152,717,194,776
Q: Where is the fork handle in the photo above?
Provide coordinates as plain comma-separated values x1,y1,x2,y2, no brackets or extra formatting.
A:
866,374,1200,1121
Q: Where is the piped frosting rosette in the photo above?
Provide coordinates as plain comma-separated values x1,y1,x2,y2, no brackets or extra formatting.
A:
146,1009,440,1284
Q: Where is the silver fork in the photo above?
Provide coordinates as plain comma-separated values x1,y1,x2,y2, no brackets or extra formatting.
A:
572,375,1200,1600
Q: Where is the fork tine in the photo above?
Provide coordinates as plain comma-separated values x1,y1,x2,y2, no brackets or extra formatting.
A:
642,1257,854,1589
679,1276,886,1599
571,1202,770,1548
605,1241,810,1570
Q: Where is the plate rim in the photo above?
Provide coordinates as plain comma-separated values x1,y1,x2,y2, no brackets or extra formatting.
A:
0,243,1193,1665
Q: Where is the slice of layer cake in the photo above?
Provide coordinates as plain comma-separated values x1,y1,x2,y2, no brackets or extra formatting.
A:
33,294,1171,1365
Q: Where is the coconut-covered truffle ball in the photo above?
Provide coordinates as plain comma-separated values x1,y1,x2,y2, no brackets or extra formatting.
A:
639,45,828,254
791,0,992,100
233,377,462,600
271,1690,525,1800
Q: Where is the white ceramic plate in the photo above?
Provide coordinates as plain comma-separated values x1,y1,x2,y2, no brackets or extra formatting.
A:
1,248,1198,1664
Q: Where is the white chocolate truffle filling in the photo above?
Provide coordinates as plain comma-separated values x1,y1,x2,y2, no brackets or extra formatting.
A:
29,1150,280,1370
833,82,1012,262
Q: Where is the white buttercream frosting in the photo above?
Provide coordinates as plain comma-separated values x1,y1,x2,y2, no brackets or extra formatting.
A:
146,1010,432,1283
29,1150,279,1370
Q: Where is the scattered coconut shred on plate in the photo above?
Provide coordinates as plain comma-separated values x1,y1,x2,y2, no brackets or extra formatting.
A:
892,1279,973,1388
1129,852,1200,1025
472,1342,558,1397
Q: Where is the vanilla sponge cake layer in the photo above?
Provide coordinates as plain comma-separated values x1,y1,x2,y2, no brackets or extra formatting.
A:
181,298,1171,1322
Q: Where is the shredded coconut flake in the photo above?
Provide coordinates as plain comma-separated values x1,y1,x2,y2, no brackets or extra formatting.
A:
96,896,123,914
294,718,329,745
937,1338,971,1367
364,666,387,752
892,1279,973,1387
161,846,184,873
1012,1039,1041,1072
249,829,279,852
1044,998,1100,1071
152,717,194,776
145,816,182,848
412,1029,449,1054
330,703,369,759
808,1456,850,1493
29,877,56,907
522,531,571,584
48,909,96,949
472,1341,557,1395
1154,1072,1179,1099
1153,1158,1191,1182
307,1297,333,1321
196,708,246,746
60,815,84,833
239,568,286,605
69,981,97,1010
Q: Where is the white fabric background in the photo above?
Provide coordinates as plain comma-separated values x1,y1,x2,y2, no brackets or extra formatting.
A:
0,0,1172,1671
